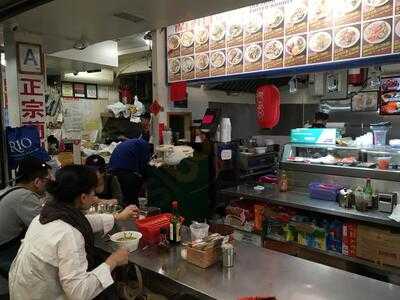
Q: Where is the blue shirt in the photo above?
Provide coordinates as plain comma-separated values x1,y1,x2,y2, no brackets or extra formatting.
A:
109,139,150,174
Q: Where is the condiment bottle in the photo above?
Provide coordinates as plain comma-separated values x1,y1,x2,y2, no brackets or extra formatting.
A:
363,178,373,209
169,201,181,244
279,170,288,192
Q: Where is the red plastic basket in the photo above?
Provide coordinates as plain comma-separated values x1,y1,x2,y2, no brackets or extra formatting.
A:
135,213,172,245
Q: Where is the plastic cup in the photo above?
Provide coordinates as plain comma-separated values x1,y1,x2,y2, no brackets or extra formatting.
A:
377,157,391,170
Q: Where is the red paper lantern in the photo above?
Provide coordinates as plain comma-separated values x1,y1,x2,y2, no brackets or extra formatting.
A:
256,85,280,129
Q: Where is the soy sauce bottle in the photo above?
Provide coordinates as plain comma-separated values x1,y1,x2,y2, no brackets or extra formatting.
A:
169,201,181,244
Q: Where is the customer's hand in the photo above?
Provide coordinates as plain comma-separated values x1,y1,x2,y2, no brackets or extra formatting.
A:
115,205,139,221
105,248,129,271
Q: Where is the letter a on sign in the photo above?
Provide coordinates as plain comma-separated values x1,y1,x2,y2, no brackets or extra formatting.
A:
24,49,38,66
17,42,43,74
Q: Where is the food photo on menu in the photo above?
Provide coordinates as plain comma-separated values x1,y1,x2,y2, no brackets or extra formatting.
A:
244,13,263,43
363,0,394,21
195,52,210,78
181,56,195,80
334,25,361,60
226,11,244,47
308,0,333,31
227,47,243,74
210,50,226,76
362,19,392,57
244,43,263,72
379,78,400,115
264,6,284,40
308,30,333,63
195,27,209,53
334,0,362,26
180,30,194,56
167,34,180,58
285,0,308,35
285,34,307,66
394,16,400,52
168,58,181,81
264,39,284,69
210,21,225,50
210,51,226,69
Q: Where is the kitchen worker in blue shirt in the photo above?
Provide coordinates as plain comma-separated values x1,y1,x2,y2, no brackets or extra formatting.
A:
109,137,150,207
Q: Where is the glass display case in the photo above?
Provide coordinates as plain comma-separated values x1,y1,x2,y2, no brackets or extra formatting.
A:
281,143,400,181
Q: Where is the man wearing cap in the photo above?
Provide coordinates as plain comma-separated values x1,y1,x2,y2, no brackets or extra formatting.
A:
0,157,52,297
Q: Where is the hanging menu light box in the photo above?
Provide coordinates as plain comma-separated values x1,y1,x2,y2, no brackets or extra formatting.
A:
166,0,400,83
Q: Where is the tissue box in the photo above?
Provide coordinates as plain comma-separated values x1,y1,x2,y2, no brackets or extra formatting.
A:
309,182,343,202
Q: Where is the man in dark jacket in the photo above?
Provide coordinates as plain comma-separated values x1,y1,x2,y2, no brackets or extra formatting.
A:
109,138,150,206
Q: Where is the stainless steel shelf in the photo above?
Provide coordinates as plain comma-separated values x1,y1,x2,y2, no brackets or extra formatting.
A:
264,236,400,276
219,186,400,228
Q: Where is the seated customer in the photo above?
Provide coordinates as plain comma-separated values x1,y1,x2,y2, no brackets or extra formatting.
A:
85,154,122,205
109,138,150,206
0,157,51,289
9,165,139,300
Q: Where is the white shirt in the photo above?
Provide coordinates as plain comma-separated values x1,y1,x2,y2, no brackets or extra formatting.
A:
9,214,115,300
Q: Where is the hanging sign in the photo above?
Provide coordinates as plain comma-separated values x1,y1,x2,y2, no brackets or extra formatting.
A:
167,0,400,83
17,42,46,145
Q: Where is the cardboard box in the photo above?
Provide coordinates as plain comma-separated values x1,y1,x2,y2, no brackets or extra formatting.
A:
342,223,357,257
356,225,400,268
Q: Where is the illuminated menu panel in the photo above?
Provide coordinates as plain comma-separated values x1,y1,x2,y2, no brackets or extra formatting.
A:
167,0,400,83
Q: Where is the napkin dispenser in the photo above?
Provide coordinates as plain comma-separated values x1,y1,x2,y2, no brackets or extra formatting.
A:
378,193,397,213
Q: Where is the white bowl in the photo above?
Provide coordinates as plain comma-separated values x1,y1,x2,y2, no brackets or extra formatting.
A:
110,231,142,252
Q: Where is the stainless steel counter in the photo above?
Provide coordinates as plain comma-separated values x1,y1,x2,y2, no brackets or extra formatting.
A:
220,185,400,228
96,236,400,300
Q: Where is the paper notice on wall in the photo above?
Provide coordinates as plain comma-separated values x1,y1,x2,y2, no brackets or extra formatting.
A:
62,100,82,139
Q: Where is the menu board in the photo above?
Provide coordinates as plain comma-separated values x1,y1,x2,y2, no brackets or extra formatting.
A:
167,0,400,83
379,77,400,115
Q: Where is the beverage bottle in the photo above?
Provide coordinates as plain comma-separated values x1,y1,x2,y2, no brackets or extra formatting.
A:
279,170,288,192
169,201,181,243
363,178,373,209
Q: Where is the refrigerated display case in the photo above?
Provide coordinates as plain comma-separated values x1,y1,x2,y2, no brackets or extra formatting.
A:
281,143,400,181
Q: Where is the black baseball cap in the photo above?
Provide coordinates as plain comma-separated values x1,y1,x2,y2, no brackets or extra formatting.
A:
16,157,51,182
85,154,106,172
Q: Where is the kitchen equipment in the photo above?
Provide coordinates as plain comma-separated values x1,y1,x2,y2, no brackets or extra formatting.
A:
370,122,391,146
239,151,277,173
338,188,354,209
222,243,235,268
254,147,267,154
378,193,397,213
190,222,210,241
309,182,343,202
110,231,142,252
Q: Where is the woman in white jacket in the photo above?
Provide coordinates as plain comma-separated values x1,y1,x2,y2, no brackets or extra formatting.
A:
9,165,139,300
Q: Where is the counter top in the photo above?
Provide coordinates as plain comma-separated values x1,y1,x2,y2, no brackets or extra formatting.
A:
96,235,400,300
219,186,400,228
